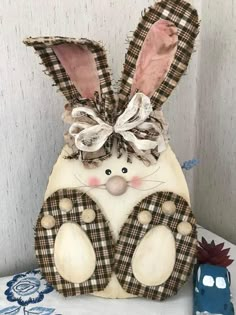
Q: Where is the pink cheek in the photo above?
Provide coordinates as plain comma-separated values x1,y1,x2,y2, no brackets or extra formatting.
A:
88,177,101,187
130,176,142,188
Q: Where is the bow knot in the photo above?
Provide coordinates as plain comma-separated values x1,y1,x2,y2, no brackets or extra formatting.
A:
69,92,167,153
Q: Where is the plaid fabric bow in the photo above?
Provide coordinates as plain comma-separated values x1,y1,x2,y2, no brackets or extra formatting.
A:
69,93,167,153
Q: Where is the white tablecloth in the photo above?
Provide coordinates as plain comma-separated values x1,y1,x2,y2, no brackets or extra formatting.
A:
0,227,235,315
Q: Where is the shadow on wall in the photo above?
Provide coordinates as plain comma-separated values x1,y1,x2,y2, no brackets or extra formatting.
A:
194,0,236,244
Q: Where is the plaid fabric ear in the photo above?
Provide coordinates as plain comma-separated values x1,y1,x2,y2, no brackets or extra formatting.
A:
118,0,199,111
24,37,115,104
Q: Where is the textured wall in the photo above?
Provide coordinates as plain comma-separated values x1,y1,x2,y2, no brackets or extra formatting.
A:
194,1,236,244
0,0,200,276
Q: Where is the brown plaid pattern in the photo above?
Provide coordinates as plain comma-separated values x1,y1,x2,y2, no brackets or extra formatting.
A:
24,0,199,113
118,0,199,111
36,189,196,300
24,0,199,166
24,37,115,109
114,191,197,300
24,37,116,165
35,189,114,297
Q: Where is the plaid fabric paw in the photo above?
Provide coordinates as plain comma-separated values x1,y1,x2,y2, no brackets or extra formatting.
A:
114,191,197,300
35,189,114,297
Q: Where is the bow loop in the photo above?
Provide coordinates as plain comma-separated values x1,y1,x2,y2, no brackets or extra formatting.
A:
114,93,152,133
69,107,113,152
69,92,168,154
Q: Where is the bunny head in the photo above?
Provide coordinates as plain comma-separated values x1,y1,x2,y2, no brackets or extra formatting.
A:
24,0,199,300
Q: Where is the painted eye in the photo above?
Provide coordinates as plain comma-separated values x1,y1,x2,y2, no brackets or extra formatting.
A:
122,167,128,173
105,169,112,175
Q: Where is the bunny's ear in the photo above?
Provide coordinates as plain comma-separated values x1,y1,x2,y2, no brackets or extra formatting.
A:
118,0,199,110
24,37,114,103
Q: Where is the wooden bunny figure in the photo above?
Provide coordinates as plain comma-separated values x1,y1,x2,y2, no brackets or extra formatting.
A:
24,0,199,301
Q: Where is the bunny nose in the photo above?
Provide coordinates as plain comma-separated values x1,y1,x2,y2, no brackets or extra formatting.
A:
106,176,128,196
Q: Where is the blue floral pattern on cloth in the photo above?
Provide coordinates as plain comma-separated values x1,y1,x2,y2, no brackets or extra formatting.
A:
0,270,58,315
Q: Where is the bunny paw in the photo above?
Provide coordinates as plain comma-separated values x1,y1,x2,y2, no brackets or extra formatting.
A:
114,191,197,300
36,189,113,296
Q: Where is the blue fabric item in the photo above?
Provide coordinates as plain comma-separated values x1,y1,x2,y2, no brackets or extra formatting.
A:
0,306,21,315
0,270,55,315
182,159,199,170
193,263,235,315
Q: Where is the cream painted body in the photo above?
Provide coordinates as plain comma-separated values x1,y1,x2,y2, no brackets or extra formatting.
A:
45,144,190,298
132,225,176,286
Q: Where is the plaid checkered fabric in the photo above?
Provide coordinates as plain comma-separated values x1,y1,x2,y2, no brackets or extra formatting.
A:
24,37,116,165
23,0,199,166
118,0,199,111
114,191,197,300
35,189,114,297
24,37,115,108
36,189,196,299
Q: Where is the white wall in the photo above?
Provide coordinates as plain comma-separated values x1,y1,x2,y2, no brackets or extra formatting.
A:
194,0,236,244
0,0,226,277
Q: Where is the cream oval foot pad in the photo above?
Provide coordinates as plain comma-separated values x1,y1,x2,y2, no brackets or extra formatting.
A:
35,189,113,297
114,191,197,301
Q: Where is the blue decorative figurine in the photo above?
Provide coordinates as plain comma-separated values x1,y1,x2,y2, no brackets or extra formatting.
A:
193,237,235,315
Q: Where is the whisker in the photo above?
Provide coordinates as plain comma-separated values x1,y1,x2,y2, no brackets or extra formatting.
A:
68,184,91,189
128,181,165,191
74,174,107,189
88,184,107,190
141,179,165,183
139,166,160,180
80,185,107,197
67,184,107,196
74,174,87,186
95,186,107,190
86,183,106,189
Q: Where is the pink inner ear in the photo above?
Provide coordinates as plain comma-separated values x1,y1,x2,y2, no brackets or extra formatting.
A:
131,20,178,97
53,44,100,99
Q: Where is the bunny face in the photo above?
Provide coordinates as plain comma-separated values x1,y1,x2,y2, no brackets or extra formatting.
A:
25,0,199,300
45,144,190,242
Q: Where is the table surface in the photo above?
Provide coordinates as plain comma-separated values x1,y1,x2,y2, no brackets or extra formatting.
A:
0,226,235,315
